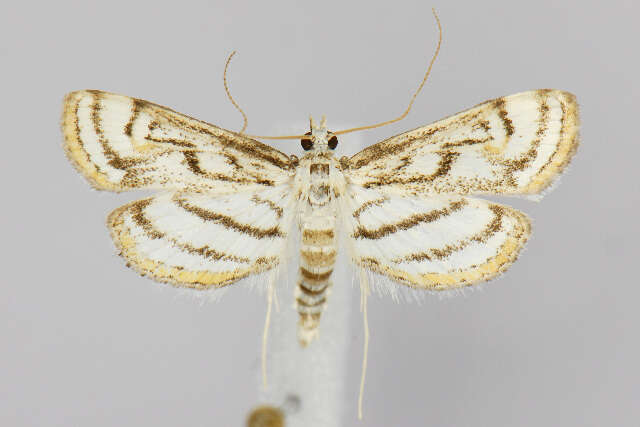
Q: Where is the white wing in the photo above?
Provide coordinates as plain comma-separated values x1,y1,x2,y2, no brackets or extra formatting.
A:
344,90,578,197
107,186,294,288
62,90,295,194
341,187,531,290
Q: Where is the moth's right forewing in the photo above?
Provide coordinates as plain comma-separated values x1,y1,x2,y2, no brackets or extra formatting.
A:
62,90,294,194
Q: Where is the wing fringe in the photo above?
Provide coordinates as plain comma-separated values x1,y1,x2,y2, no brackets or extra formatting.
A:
62,91,122,191
521,90,580,194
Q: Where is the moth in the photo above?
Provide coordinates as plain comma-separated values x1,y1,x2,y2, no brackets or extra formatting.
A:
62,87,579,346
62,10,579,418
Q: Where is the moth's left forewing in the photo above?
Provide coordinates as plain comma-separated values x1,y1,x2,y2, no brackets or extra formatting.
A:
344,89,579,197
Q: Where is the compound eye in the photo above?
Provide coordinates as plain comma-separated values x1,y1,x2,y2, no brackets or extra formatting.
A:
328,135,338,150
301,132,313,151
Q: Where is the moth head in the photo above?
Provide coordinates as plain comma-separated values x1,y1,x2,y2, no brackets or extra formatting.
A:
302,116,339,151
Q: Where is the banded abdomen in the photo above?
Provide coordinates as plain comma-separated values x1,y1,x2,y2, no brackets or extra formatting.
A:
296,161,337,346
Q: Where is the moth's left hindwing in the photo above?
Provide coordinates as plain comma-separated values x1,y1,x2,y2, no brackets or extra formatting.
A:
342,187,531,290
107,186,293,288
62,90,294,194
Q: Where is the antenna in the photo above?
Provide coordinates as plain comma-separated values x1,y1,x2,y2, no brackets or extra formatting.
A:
223,50,309,140
223,51,249,133
223,8,442,141
333,8,442,136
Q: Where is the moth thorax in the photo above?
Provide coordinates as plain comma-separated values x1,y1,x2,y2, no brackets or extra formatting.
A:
309,163,330,176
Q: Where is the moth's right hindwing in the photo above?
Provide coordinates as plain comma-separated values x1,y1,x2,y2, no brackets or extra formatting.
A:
107,186,294,288
62,90,294,194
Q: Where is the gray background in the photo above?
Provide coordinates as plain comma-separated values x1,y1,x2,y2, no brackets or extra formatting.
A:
2,0,638,425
